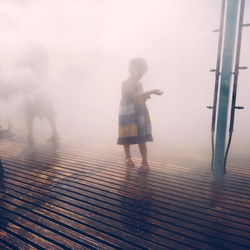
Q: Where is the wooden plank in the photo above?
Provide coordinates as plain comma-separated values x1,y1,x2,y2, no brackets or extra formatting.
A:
0,227,40,250
4,167,250,233
3,169,250,249
0,216,64,250
1,180,202,249
3,160,250,225
1,142,249,194
0,141,249,249
0,234,17,250
0,199,128,250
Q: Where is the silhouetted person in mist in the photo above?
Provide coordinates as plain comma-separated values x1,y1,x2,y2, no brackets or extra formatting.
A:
117,57,163,173
22,45,59,142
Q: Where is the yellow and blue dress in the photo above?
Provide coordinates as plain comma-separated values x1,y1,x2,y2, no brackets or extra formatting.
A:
117,81,153,145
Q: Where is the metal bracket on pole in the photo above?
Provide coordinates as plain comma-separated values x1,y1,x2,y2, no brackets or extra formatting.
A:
238,66,248,70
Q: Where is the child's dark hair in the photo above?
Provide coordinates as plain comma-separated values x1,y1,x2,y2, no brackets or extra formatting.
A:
129,57,148,74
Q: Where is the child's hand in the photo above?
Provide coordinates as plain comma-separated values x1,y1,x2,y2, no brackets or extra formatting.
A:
151,89,163,96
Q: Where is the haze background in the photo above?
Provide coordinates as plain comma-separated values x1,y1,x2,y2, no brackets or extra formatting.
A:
0,0,249,155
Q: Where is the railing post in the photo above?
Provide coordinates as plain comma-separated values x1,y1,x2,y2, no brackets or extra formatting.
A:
213,0,240,179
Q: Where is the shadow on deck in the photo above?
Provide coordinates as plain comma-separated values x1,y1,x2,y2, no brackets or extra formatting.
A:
0,140,249,249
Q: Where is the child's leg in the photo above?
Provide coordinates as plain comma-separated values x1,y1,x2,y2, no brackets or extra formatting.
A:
138,143,149,169
123,144,135,167
123,144,131,159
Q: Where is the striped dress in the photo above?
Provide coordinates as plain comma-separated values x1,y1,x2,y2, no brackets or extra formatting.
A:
117,81,153,145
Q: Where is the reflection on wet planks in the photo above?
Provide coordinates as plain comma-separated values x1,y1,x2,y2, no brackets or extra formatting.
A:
0,141,249,249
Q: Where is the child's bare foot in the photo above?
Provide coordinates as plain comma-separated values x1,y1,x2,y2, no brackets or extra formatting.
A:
125,158,135,167
138,163,149,174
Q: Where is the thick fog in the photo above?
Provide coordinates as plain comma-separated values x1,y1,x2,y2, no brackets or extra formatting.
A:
0,0,249,153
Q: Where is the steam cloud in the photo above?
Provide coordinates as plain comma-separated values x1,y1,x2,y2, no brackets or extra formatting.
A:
0,0,249,154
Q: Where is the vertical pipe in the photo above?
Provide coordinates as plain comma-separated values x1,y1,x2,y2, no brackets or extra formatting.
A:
228,0,245,134
224,0,245,169
211,0,226,168
213,0,240,179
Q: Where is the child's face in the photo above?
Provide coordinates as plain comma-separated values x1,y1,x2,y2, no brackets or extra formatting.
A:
130,67,146,80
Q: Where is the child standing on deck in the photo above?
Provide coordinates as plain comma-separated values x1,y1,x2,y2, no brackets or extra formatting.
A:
117,57,163,173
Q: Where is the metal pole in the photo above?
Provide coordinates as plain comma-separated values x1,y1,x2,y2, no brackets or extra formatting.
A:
210,0,226,169
212,0,240,179
224,0,246,169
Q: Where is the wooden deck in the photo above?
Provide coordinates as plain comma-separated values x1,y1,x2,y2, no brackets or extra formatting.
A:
0,140,249,249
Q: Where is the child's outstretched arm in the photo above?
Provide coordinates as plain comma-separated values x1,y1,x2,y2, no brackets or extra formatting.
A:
150,89,163,96
123,81,163,103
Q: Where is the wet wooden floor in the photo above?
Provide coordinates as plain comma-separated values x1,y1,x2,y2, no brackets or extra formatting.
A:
0,140,249,249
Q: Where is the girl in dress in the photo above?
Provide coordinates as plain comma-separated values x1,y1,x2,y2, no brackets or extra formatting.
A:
117,57,163,173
